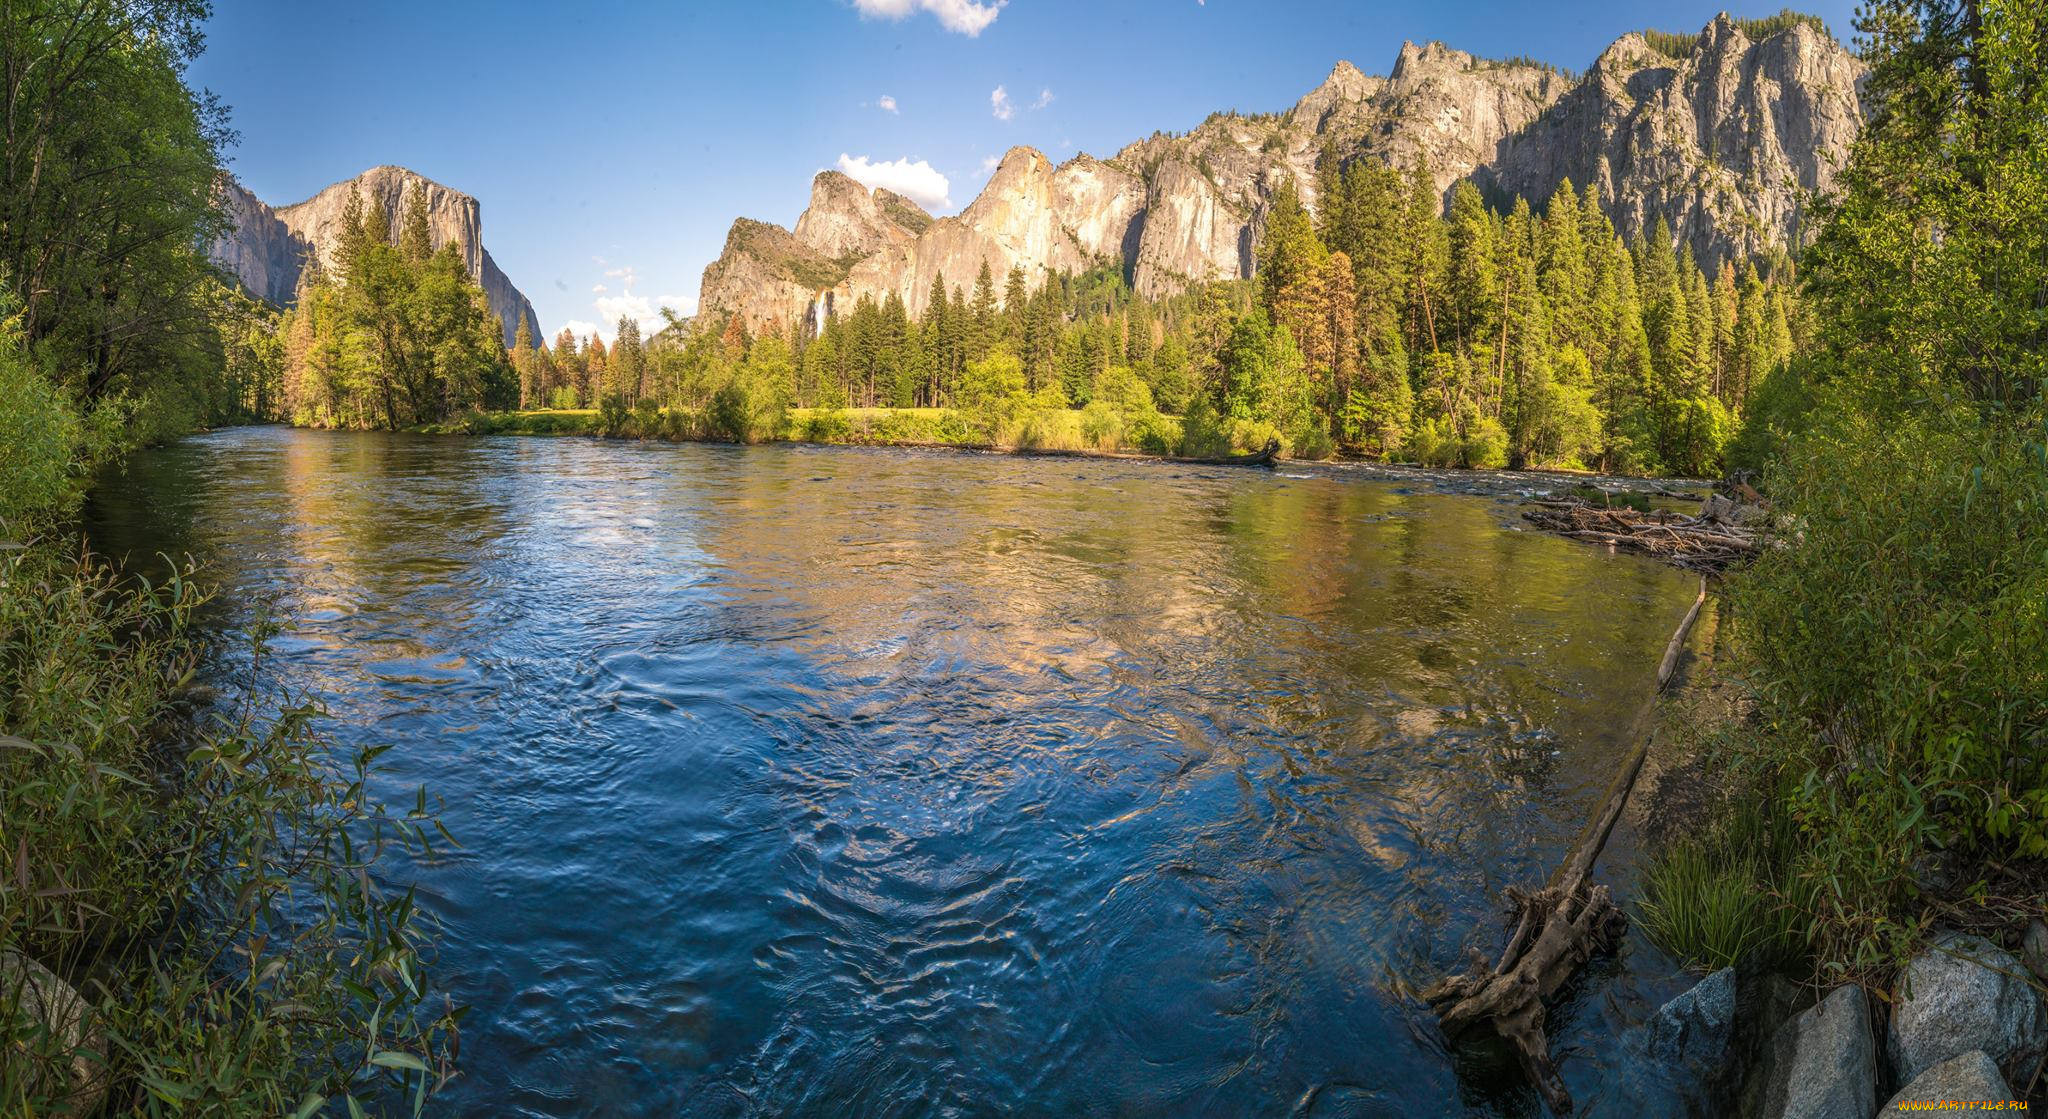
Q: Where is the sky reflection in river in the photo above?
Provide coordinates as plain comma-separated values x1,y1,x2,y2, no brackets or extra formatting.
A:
86,428,1697,1117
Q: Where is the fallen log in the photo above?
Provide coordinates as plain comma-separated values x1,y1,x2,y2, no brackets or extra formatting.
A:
1167,437,1281,467
1521,496,1763,573
1424,577,1708,1113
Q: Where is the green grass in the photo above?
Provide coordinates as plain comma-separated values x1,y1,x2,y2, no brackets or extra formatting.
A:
1636,837,1809,972
426,404,1208,458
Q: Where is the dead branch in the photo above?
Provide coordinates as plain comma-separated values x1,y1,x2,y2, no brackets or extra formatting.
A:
1424,577,1709,1113
1521,495,1766,573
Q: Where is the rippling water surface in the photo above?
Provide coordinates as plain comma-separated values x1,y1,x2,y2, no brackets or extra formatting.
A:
87,427,1699,1117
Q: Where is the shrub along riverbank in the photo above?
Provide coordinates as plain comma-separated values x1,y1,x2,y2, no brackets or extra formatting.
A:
0,2,452,1112
0,308,454,1115
1607,1,2047,1111
421,403,1193,457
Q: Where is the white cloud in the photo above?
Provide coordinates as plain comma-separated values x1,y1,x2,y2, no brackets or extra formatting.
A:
1031,87,1054,110
851,0,1001,36
560,319,600,340
990,85,1013,121
878,94,898,113
594,290,696,332
835,153,951,210
592,283,608,293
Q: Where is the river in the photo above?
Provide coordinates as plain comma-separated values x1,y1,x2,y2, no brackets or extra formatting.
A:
86,426,1700,1117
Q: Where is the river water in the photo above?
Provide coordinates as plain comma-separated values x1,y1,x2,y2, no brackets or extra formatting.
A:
86,427,1699,1117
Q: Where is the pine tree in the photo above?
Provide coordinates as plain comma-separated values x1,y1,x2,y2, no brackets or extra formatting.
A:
363,194,392,247
1540,180,1592,357
1445,182,1499,352
400,182,433,264
585,335,608,405
610,317,645,405
512,316,538,408
1399,164,1449,355
969,261,998,364
1002,266,1029,347
552,329,583,407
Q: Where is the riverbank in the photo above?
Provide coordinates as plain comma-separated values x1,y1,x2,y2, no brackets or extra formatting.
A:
1467,481,2047,1115
412,406,1717,491
1603,590,2048,1116
0,355,454,1111
418,404,1172,456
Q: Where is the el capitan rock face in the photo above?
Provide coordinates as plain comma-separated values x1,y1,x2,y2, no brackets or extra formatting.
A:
210,166,540,346
698,12,1863,332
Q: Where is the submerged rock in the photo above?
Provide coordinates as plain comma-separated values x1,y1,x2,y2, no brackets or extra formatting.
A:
1584,968,1738,1117
1637,967,1737,1067
1887,931,2048,1085
1879,1050,2011,1115
0,950,106,1116
1755,984,1877,1119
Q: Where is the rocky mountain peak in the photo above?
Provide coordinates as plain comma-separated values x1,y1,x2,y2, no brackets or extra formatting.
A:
1594,32,1661,75
695,12,1865,333
1291,60,1381,129
794,170,922,261
1390,40,1488,83
210,166,539,346
967,148,1056,217
1483,11,1864,270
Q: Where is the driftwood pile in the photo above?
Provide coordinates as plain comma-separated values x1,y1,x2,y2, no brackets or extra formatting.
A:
1423,578,1709,1113
1521,493,1766,572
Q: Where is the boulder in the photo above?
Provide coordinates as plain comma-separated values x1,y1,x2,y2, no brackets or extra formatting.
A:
1754,984,1877,1119
0,950,107,1116
1637,967,1738,1068
2023,919,2048,983
1888,931,2048,1085
1879,1050,2012,1115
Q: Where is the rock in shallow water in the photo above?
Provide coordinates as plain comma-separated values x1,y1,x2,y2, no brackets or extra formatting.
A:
1879,1050,2011,1115
1637,967,1737,1067
1755,984,1876,1119
1582,968,1738,1118
1887,931,2048,1085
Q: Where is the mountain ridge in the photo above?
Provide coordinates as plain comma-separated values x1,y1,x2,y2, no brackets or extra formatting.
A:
697,11,1863,332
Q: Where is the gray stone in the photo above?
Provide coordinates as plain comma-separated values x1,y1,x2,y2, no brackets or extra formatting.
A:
1583,968,1739,1117
2023,918,2048,983
1888,931,2048,1085
0,950,106,1116
1755,985,1877,1119
1639,966,1738,1067
1879,1051,2012,1115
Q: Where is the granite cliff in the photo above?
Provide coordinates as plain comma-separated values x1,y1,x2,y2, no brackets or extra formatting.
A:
698,11,1863,331
210,166,540,346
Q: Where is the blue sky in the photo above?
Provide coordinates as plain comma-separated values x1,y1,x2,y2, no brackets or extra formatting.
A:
193,0,1862,341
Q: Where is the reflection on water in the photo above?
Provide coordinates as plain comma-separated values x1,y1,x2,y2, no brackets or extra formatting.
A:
87,428,1698,1117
